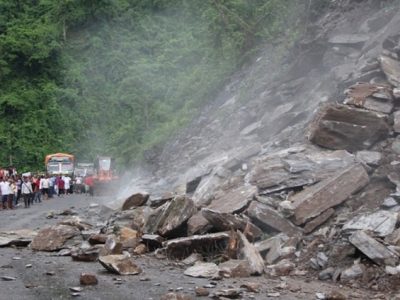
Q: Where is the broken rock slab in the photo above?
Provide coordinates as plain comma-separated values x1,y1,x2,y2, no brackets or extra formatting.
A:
30,225,80,251
304,208,335,234
201,208,262,240
187,212,212,235
308,103,390,152
184,262,219,278
58,217,92,231
356,151,382,167
349,230,399,266
0,229,37,247
379,55,400,88
157,195,196,237
219,259,252,278
98,254,142,275
164,232,230,259
343,210,398,237
237,231,264,275
288,163,369,225
247,201,301,236
121,192,150,210
207,185,256,214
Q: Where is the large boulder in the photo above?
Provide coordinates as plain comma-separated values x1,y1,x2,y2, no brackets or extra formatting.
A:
308,103,389,152
207,185,256,214
30,225,80,251
121,192,149,210
0,229,37,247
379,55,400,88
287,163,369,225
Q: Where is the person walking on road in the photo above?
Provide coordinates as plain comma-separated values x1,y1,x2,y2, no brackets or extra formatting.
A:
21,176,33,208
39,176,49,200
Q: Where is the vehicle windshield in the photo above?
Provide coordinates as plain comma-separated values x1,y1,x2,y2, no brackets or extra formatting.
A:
61,163,74,173
99,159,111,171
47,163,59,173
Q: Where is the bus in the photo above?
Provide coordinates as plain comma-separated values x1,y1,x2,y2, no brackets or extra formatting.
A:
74,162,94,177
45,153,75,176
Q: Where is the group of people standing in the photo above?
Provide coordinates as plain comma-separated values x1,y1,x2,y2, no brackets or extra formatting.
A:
0,174,94,209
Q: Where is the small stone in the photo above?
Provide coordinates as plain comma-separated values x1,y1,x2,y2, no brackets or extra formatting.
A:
71,292,81,297
325,290,347,300
12,257,21,260
69,287,83,292
267,292,281,297
140,277,150,281
160,292,192,300
25,264,32,268
133,244,147,255
80,273,98,285
1,276,16,281
382,197,398,208
316,292,326,300
195,286,210,296
240,282,261,293
46,271,55,276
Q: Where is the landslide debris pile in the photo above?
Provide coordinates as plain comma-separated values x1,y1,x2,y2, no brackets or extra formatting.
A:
3,6,400,300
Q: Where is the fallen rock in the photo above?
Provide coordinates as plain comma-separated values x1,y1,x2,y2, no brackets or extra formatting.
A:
379,55,400,87
80,273,98,285
207,185,256,214
340,264,364,281
219,259,251,278
247,201,301,236
325,290,347,300
88,234,108,245
121,192,149,210
157,196,196,237
30,225,80,251
240,282,261,293
184,262,219,278
182,253,203,265
119,227,140,241
100,235,123,256
195,286,209,297
98,254,142,275
58,217,92,231
343,210,398,237
141,234,164,249
71,246,100,262
160,292,193,300
0,229,37,247
214,288,242,299
133,243,147,255
164,232,230,259
308,103,389,152
289,164,369,225
304,208,335,234
187,212,212,235
237,231,264,275
349,231,399,266
266,259,295,276
355,151,382,167
201,208,262,239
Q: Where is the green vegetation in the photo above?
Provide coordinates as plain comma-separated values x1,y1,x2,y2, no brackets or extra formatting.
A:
0,0,306,170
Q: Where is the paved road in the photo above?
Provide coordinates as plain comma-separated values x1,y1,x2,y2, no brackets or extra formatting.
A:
0,194,372,300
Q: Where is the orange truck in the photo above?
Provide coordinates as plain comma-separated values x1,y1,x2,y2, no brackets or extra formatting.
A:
45,153,75,176
93,156,118,195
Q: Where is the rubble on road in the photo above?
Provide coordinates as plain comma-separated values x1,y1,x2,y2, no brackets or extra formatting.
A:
183,262,220,278
98,254,142,275
30,225,80,251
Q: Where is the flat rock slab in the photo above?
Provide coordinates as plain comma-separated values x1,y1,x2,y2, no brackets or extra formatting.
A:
187,212,212,235
164,232,230,259
308,103,389,152
237,231,264,275
379,55,400,88
207,185,256,214
121,192,149,210
355,151,382,166
304,208,335,234
30,225,80,251
98,255,142,275
183,262,219,278
289,163,369,225
0,229,37,247
247,201,301,236
343,210,398,237
58,216,92,231
349,231,398,266
157,195,196,237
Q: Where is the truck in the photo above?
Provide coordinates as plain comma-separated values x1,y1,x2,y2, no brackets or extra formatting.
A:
45,153,75,176
93,156,118,195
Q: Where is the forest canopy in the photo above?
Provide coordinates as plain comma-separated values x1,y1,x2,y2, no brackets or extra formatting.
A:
0,0,312,171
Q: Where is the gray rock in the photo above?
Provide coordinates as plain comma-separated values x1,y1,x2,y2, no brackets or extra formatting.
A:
289,164,369,225
349,231,399,266
379,55,400,88
187,212,212,235
30,225,80,251
343,210,398,237
157,196,196,237
392,138,400,155
318,267,335,280
308,104,390,152
219,259,252,278
356,151,382,166
340,264,364,281
304,208,335,234
237,231,264,275
394,111,400,133
164,232,230,259
207,185,256,214
98,254,142,275
382,197,398,208
394,88,400,99
247,201,301,236
0,229,37,247
121,192,149,210
328,34,369,45
183,262,219,278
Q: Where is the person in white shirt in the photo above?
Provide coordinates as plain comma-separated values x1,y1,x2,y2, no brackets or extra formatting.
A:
21,176,33,208
0,177,12,209
63,176,71,195
39,176,50,200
